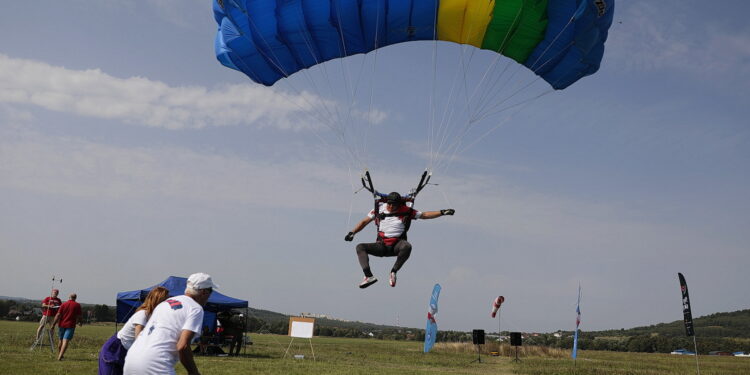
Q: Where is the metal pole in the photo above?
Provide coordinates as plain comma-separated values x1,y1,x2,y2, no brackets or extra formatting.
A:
692,336,700,375
497,308,501,338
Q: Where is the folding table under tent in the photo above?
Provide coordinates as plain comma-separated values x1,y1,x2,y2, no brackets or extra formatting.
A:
116,275,248,333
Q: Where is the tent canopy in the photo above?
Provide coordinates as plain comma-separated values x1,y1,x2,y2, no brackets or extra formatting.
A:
116,276,248,329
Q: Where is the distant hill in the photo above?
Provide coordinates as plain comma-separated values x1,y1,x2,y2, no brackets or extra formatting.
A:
0,296,31,302
589,309,750,339
4,294,748,339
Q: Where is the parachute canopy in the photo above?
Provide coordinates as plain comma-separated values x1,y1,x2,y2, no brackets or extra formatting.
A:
214,0,614,89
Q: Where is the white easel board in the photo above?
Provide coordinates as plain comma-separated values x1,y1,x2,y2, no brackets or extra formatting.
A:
288,316,315,338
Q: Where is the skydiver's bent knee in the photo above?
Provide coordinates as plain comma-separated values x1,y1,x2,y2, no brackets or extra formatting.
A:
356,243,367,254
395,240,412,256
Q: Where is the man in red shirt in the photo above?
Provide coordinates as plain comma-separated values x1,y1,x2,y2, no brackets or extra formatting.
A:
52,293,82,360
35,288,62,341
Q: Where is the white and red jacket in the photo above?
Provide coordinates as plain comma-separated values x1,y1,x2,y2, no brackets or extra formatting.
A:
368,203,423,245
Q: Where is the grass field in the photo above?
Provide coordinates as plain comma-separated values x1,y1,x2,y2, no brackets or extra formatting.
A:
2,321,748,375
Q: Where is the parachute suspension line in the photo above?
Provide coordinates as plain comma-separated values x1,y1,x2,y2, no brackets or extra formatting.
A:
472,77,547,123
434,12,581,174
286,13,369,173
527,19,576,72
317,0,365,172
227,5,354,152
434,85,550,175
430,42,472,169
426,0,441,171
292,37,349,151
441,90,554,172
466,5,525,119
362,4,384,162
441,5,525,152
430,2,516,174
471,59,516,120
433,14,486,162
225,47,346,160
431,3,510,167
473,38,575,123
345,164,361,232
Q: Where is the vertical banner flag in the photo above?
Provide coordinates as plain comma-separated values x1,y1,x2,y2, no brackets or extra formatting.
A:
424,283,441,353
678,273,695,336
572,285,581,359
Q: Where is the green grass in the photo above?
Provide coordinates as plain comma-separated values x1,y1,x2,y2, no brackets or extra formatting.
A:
1,321,748,375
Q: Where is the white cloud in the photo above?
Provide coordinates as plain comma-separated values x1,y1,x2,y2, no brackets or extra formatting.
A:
0,120,661,249
607,2,750,87
0,128,351,212
0,54,328,131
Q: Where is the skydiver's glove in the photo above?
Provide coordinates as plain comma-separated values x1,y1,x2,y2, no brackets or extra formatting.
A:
345,232,355,241
440,209,455,216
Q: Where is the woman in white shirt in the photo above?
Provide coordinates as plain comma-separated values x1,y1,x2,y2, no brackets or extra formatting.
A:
98,286,169,375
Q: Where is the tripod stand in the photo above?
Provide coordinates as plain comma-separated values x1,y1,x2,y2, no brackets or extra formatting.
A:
30,320,55,353
470,344,483,363
30,276,62,353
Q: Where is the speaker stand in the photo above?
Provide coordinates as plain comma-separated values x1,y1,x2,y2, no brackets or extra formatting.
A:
470,344,482,363
513,346,521,362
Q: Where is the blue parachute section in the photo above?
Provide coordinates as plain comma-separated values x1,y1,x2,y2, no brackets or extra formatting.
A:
424,283,441,353
213,0,614,89
525,0,615,89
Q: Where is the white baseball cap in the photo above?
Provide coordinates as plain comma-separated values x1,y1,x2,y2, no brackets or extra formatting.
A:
187,273,219,290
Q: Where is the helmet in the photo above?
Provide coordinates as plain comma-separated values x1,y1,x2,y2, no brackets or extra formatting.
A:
386,192,402,204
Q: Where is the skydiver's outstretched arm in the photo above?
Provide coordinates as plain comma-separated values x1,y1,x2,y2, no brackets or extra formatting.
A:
420,209,455,220
345,216,374,241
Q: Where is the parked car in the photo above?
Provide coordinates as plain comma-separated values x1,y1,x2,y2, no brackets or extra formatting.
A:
733,351,750,357
670,349,696,355
708,351,732,356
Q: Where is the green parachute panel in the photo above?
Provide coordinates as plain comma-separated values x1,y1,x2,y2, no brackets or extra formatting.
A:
482,0,549,64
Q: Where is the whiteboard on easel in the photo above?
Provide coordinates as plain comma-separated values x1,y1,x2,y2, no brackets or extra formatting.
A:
288,317,315,339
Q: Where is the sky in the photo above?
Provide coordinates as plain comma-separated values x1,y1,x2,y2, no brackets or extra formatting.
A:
1,0,748,334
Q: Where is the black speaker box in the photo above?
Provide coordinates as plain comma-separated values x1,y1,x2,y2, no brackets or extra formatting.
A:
510,332,522,346
472,329,485,345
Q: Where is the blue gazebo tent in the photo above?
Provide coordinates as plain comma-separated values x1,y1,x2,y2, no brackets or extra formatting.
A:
116,276,248,332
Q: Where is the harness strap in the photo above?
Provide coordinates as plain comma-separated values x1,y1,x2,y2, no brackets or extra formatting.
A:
374,206,415,243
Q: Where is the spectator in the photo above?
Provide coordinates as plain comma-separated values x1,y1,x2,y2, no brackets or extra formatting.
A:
52,293,82,361
218,312,245,356
123,273,218,375
35,288,62,342
98,286,169,375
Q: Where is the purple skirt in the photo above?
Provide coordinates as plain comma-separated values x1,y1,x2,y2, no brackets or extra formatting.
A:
98,334,127,375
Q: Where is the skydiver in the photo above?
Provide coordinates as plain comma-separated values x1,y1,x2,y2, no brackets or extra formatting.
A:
345,191,454,289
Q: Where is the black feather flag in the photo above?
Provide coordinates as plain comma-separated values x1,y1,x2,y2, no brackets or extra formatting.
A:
678,272,695,336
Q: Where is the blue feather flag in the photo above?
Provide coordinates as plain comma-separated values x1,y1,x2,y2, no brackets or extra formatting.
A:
424,283,441,353
572,285,581,359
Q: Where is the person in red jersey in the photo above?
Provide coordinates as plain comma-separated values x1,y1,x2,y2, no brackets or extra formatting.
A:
53,293,82,360
35,288,62,342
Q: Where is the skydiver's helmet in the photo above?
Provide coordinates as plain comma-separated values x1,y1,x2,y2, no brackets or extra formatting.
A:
386,192,403,205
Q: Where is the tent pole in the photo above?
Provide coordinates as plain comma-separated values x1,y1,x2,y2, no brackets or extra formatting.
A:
244,307,248,356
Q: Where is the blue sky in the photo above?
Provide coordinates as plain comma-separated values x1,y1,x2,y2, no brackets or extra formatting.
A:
1,0,748,333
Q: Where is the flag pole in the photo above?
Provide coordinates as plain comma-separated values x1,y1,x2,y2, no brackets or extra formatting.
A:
679,273,700,375
692,336,700,375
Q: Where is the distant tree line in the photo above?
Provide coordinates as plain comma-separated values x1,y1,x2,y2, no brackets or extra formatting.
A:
520,332,750,355
0,299,115,323
244,315,475,343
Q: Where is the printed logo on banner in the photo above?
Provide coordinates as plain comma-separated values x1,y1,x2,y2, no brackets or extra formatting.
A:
595,0,608,17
